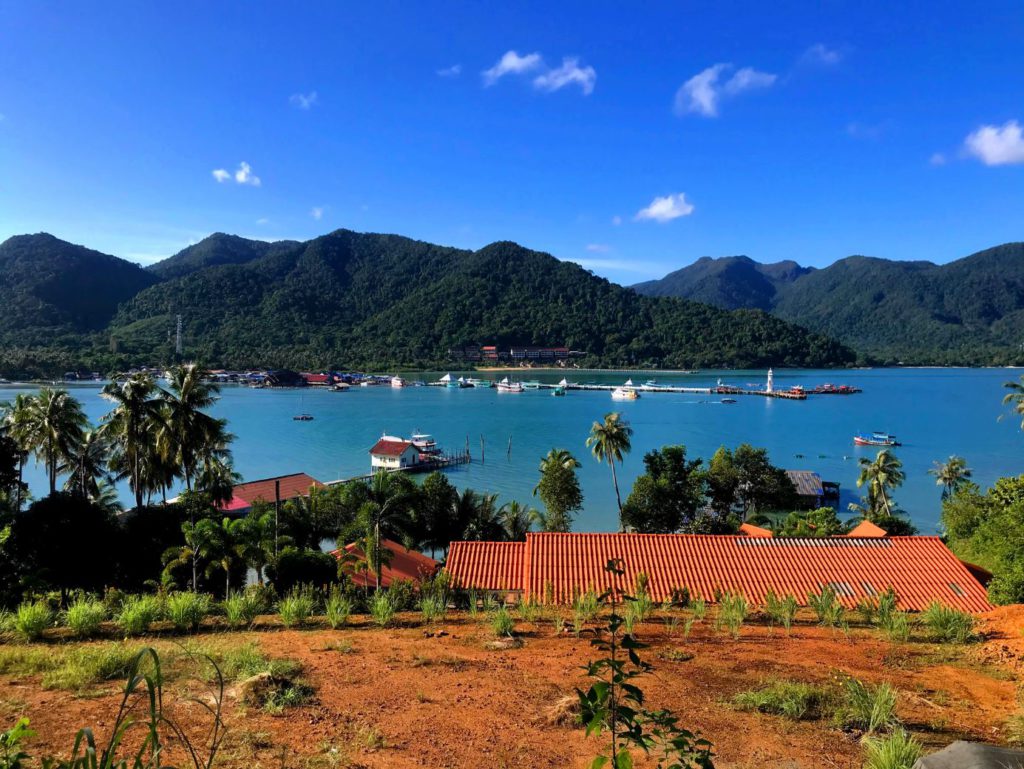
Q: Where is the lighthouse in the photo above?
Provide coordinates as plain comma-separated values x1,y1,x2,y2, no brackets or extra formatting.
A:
766,368,774,394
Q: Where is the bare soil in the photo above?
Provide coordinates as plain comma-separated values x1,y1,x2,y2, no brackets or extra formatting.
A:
3,609,1021,769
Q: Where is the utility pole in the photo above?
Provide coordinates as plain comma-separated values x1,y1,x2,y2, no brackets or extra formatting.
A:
175,314,183,356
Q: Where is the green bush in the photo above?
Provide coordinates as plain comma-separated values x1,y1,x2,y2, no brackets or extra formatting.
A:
223,591,263,629
632,573,654,622
764,590,798,633
116,595,163,636
622,603,639,636
516,598,541,623
837,678,898,734
881,610,911,642
325,587,353,629
572,589,601,623
733,680,832,720
166,592,211,633
369,591,396,627
876,588,898,627
920,601,975,644
419,595,445,624
278,586,316,628
718,592,748,639
491,605,514,637
13,601,53,642
857,596,879,625
807,585,844,628
64,597,107,638
862,729,922,769
690,597,707,622
387,579,416,611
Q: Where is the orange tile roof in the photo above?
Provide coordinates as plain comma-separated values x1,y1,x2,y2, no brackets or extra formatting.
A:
445,532,992,613
333,538,439,588
369,438,416,457
738,522,773,537
846,520,888,538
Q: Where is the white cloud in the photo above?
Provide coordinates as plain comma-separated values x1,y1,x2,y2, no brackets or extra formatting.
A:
533,57,596,95
482,50,543,86
724,67,777,94
586,243,610,253
964,120,1024,166
929,152,947,166
256,217,270,225
674,63,776,118
634,193,695,223
846,121,889,140
234,161,261,186
310,206,324,221
437,64,462,77
567,257,664,276
803,43,842,65
611,215,623,226
211,168,231,183
289,91,318,109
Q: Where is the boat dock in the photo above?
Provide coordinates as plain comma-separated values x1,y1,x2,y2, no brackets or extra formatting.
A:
324,449,471,487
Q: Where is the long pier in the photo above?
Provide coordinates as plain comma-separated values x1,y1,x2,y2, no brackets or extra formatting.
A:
324,450,471,487
427,380,811,399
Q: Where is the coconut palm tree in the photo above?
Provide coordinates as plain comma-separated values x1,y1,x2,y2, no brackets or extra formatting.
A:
462,491,506,541
1,394,33,509
230,509,280,585
160,364,230,492
1003,375,1024,428
855,448,905,519
500,500,535,541
586,412,633,525
171,516,236,598
9,388,87,495
929,455,972,500
60,430,112,500
355,471,417,589
101,374,165,510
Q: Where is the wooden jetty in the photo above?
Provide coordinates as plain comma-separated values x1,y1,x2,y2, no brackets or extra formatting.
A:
324,449,471,487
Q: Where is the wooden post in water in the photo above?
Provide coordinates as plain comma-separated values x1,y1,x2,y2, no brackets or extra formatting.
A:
480,434,485,464
507,434,512,459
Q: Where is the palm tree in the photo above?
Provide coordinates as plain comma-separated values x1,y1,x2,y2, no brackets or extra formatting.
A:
855,448,905,519
60,430,112,500
586,412,633,525
1003,375,1024,428
101,374,164,510
500,500,535,541
356,471,417,589
929,455,972,500
462,491,506,541
188,516,237,598
160,365,229,492
533,448,581,493
1,394,33,509
230,510,280,585
9,388,88,495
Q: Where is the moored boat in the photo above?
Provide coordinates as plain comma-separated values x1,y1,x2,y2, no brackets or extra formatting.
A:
854,431,900,447
551,386,566,397
497,376,524,393
611,387,640,401
391,376,406,388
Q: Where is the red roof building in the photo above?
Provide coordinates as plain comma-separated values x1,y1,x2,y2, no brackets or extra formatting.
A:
445,532,992,612
218,473,323,513
369,437,421,470
333,538,439,588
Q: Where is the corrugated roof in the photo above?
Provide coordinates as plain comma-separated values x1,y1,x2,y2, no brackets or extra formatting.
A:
445,532,992,612
786,470,825,497
219,473,322,511
446,541,525,592
334,538,439,588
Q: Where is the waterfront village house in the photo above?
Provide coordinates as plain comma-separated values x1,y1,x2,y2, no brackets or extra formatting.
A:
445,526,993,612
216,472,323,514
331,537,439,588
369,436,422,470
785,469,840,510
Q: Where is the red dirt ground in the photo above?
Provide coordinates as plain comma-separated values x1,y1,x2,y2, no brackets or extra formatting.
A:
3,611,1021,768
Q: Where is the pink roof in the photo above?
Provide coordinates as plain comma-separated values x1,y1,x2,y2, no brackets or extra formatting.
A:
446,532,992,612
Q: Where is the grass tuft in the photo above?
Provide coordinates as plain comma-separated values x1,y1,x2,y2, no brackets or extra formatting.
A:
920,602,975,644
65,597,107,638
732,680,833,720
862,728,922,769
166,591,212,633
13,601,53,642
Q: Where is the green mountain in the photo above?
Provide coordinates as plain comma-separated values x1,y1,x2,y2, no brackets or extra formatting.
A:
110,231,851,370
147,233,301,280
0,233,158,344
634,243,1024,364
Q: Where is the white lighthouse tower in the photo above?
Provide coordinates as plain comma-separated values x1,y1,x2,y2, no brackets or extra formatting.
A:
766,368,774,394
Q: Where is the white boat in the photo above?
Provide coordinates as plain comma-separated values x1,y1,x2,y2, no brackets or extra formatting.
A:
611,387,640,401
497,376,524,393
467,377,493,388
391,376,406,388
411,432,440,455
332,382,350,392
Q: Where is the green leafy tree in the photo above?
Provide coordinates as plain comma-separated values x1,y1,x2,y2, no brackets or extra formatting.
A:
230,507,280,585
621,445,705,533
587,413,633,526
349,470,417,589
414,471,459,556
775,507,846,537
705,446,739,517
929,455,972,500
500,500,535,541
533,448,583,533
732,443,797,519
7,388,87,495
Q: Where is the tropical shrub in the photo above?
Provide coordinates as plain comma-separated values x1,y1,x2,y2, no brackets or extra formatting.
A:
572,589,601,623
876,588,898,627
836,678,898,734
419,595,445,624
166,591,211,633
862,729,922,769
807,585,844,628
387,579,416,611
718,591,748,638
690,597,707,622
0,717,32,769
325,587,353,629
116,595,163,636
64,597,107,638
857,596,879,625
369,590,396,627
278,585,316,628
223,591,262,629
516,598,541,623
632,573,655,622
13,601,53,642
882,611,911,642
920,601,975,643
490,605,514,637
764,590,798,633
733,680,833,720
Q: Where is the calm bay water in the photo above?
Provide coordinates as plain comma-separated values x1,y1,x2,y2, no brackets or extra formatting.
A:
4,368,1022,534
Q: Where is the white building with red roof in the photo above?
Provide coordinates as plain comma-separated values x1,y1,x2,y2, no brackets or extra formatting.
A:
369,435,422,470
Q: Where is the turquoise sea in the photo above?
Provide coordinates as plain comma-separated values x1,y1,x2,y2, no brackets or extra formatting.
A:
3,368,1023,534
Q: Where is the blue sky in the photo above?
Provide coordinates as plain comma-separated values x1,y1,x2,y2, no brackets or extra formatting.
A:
1,1,1022,283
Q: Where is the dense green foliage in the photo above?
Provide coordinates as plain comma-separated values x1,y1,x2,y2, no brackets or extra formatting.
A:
0,230,853,377
634,242,1024,365
941,476,1024,604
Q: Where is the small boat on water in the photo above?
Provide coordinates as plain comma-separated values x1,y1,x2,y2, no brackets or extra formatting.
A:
551,386,566,397
721,398,737,404
611,387,640,401
410,431,441,456
854,431,901,447
391,376,406,388
497,377,524,393
293,414,314,421
332,382,350,392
